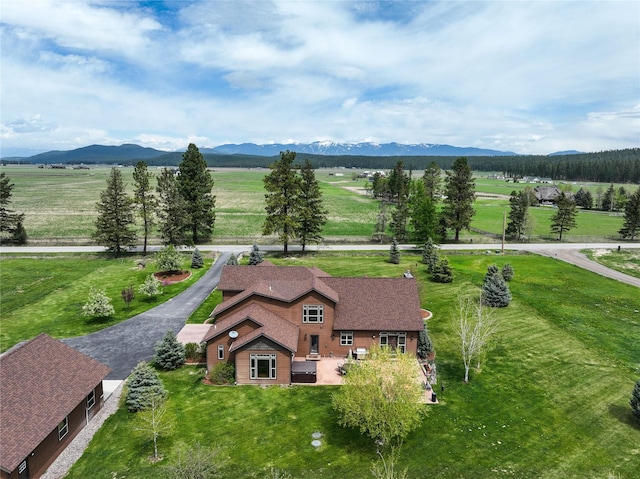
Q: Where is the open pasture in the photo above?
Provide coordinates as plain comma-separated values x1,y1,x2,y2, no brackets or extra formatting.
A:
0,165,630,243
63,252,640,479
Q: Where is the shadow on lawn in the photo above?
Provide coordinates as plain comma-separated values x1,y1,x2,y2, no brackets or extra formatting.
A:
608,403,640,430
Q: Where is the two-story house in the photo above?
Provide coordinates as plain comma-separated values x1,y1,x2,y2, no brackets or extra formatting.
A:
203,262,424,385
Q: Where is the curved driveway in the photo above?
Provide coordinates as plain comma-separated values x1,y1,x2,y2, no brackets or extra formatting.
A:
62,251,233,379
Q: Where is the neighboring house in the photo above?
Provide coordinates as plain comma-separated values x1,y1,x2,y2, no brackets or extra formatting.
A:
0,334,111,479
204,263,424,385
534,185,562,205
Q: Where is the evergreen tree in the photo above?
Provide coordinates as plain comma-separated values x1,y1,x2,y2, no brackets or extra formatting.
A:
505,190,531,241
602,184,615,212
126,361,167,412
296,159,327,251
550,192,578,241
574,188,593,210
249,243,264,265
422,161,442,202
226,252,239,265
0,172,26,244
408,180,437,244
154,330,186,371
177,144,216,244
421,237,440,273
372,201,389,243
482,266,511,307
620,187,640,240
263,150,302,255
156,168,187,246
93,167,137,256
191,247,204,268
631,379,640,422
389,237,401,264
441,157,476,241
614,186,628,212
501,263,515,282
387,161,410,203
133,161,156,256
417,327,434,360
390,198,410,241
431,257,453,283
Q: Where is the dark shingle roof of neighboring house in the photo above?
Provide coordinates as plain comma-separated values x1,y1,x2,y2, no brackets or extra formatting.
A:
0,334,111,473
324,277,424,331
534,185,561,202
205,303,299,353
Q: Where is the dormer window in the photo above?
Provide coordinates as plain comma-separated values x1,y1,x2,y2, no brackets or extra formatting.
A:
303,305,324,323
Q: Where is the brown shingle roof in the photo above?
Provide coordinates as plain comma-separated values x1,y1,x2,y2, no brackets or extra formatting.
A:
0,334,111,472
205,303,299,353
213,265,338,316
324,277,424,331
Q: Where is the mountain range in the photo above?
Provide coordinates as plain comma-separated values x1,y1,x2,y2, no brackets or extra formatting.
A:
2,141,521,163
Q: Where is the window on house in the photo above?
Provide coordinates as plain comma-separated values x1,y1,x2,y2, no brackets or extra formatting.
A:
340,331,353,346
217,344,224,360
379,332,407,354
303,305,324,323
250,354,276,380
87,390,95,410
58,417,69,440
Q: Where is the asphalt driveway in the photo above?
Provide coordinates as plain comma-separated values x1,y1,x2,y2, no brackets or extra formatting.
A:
62,251,233,379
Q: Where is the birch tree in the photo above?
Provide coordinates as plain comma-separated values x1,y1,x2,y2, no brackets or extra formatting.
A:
452,296,498,383
133,393,172,461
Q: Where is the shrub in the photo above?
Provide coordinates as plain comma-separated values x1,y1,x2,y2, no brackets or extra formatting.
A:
501,263,515,282
121,284,135,310
154,330,186,370
431,257,453,283
12,221,27,245
389,237,401,264
185,342,205,362
82,288,115,318
209,362,235,385
631,379,640,422
139,274,162,297
226,253,239,265
417,327,434,360
249,243,263,265
156,245,182,272
191,247,204,268
125,361,167,412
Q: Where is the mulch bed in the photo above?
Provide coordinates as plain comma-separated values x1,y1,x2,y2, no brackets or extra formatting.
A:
153,270,192,284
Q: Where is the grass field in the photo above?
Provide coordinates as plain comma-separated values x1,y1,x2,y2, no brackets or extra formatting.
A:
584,248,640,279
1,165,631,244
63,252,640,479
0,251,214,352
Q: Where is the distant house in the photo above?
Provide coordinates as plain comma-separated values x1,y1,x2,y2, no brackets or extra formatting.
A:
534,185,563,205
0,334,111,479
204,263,424,385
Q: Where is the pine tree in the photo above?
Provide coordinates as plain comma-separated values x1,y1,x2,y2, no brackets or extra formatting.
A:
191,247,204,268
422,161,442,202
226,253,239,265
0,172,26,244
417,327,434,360
505,190,531,241
501,263,515,282
126,361,167,412
619,187,640,240
249,243,264,265
390,198,410,241
389,237,401,264
263,150,302,255
156,168,187,246
93,167,137,256
441,157,476,241
133,161,156,256
631,379,640,422
482,266,511,307
177,144,216,244
421,237,440,273
154,330,186,371
602,184,615,212
296,159,327,251
550,192,578,241
431,257,453,283
408,180,437,245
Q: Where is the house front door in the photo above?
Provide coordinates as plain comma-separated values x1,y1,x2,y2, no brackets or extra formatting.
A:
310,335,319,354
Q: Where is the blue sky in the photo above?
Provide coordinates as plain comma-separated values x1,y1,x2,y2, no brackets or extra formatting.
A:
1,0,639,156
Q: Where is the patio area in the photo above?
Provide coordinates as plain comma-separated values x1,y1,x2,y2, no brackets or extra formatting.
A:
292,356,344,385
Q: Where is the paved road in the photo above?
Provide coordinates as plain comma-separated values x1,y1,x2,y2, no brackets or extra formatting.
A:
62,251,233,379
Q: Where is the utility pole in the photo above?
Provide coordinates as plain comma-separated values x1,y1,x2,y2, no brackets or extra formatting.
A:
501,210,506,254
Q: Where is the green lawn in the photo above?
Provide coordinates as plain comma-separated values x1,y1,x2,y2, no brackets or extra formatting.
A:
0,252,213,352
65,252,640,479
